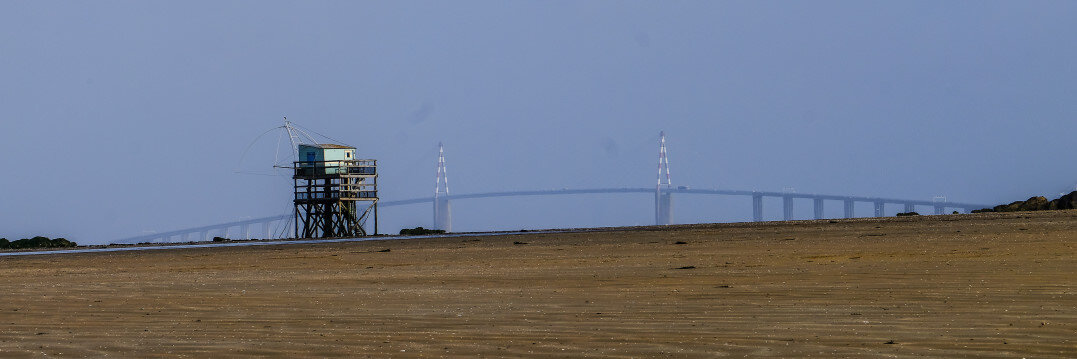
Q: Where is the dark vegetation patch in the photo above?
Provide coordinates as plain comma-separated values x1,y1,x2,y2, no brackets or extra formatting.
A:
513,241,528,245
0,236,77,250
674,241,687,245
896,212,919,216
377,248,391,253
973,191,1077,213
399,227,446,235
675,266,696,270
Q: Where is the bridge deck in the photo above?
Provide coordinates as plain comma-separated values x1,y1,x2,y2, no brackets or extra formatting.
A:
112,187,988,244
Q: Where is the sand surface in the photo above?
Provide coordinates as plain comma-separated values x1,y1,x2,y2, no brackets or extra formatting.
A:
1,211,1075,358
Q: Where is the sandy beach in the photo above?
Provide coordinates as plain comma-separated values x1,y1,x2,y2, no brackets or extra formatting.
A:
1,211,1074,357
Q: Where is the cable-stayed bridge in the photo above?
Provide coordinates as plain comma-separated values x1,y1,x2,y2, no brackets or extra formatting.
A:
112,187,985,244
112,132,988,244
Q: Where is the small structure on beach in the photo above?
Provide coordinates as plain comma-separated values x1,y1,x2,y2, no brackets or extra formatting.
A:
288,125,378,238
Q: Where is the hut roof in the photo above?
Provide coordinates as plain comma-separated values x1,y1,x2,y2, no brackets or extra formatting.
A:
302,143,354,149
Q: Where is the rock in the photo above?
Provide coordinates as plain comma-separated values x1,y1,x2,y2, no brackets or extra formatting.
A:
1017,196,1048,211
978,191,1077,213
399,227,446,236
996,201,1022,212
1055,191,1077,210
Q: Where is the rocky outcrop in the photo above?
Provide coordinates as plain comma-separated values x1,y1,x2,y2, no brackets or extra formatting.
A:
0,236,77,250
972,191,1077,213
1051,191,1077,210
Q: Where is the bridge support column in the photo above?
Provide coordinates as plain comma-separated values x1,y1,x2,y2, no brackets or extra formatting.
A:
874,201,885,217
242,224,250,240
182,233,189,242
752,193,763,222
655,191,673,225
434,197,452,232
783,195,794,221
263,222,271,239
813,198,824,220
844,200,854,218
934,205,945,215
904,203,915,214
220,227,230,239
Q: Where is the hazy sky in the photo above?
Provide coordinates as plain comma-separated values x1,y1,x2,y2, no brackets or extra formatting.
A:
3,1,1076,244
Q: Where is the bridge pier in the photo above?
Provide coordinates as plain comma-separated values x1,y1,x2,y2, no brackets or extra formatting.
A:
752,193,763,222
263,222,271,239
434,197,452,232
783,195,794,221
844,200,854,218
934,205,945,215
904,203,915,214
874,201,885,217
813,198,824,220
655,191,673,225
241,224,250,240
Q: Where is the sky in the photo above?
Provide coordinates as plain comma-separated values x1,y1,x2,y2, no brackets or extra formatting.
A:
2,1,1076,244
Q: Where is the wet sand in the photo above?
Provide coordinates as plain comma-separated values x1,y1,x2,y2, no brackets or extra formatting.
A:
1,211,1075,357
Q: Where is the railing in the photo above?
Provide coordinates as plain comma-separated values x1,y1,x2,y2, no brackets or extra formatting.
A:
293,160,376,177
295,191,378,200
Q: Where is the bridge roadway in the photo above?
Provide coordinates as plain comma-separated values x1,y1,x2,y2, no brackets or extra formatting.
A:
112,187,988,244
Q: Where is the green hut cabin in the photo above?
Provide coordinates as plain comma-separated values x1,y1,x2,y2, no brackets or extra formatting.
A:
297,144,356,175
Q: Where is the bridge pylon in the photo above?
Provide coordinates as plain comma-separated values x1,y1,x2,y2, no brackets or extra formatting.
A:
655,131,673,225
752,193,763,222
433,142,452,232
